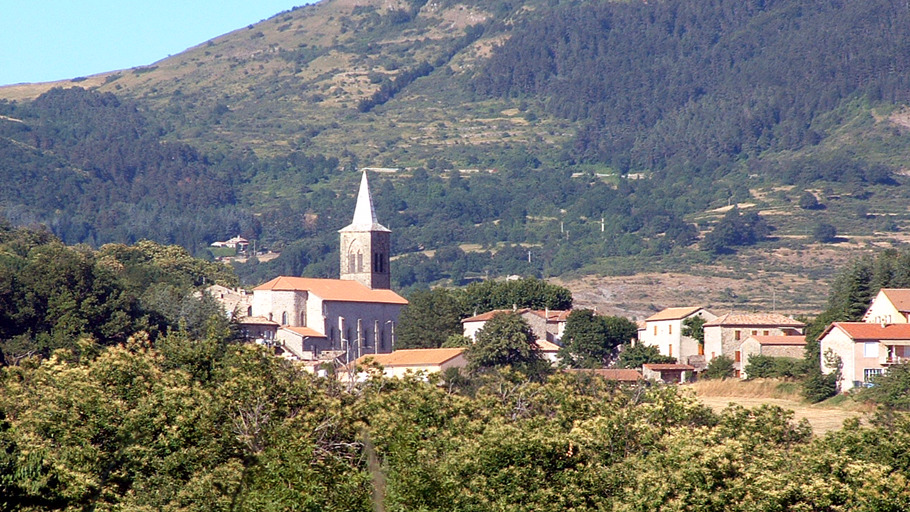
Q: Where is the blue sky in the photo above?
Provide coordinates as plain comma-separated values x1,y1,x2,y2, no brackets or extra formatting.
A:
0,1,317,86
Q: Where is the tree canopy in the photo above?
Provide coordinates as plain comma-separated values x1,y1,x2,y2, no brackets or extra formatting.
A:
558,309,637,368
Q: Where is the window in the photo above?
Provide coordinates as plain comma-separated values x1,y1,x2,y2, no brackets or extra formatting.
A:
864,342,879,358
654,326,658,336
247,306,253,316
734,330,741,341
669,325,673,335
281,311,288,325
751,330,758,336
669,345,672,357
864,368,883,382
734,350,741,362
763,330,769,336
300,311,306,327
357,253,363,272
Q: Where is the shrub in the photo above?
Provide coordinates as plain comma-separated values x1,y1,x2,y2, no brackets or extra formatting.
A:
744,355,806,379
702,355,735,380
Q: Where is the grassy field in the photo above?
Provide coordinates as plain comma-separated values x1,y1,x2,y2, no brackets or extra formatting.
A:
684,379,873,436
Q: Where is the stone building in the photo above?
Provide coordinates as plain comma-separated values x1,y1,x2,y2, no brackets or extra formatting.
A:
214,171,407,363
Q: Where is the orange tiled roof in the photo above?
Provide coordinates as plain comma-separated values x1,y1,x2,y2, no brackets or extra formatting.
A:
748,335,806,346
566,368,644,381
826,322,910,341
253,276,407,305
645,306,704,322
704,313,804,328
643,363,695,371
526,309,572,322
281,326,327,338
355,348,466,367
462,309,528,323
534,340,561,352
239,316,279,326
880,289,910,312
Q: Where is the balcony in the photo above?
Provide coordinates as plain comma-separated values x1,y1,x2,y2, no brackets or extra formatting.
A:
883,356,908,365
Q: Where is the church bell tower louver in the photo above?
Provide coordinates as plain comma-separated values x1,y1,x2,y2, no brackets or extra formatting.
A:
339,171,391,290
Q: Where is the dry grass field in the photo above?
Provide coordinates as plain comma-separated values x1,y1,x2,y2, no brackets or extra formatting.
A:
683,379,873,435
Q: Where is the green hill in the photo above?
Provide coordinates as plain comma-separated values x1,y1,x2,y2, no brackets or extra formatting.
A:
2,0,910,299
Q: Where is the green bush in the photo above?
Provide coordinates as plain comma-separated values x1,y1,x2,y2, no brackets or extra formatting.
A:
858,363,910,410
702,355,735,380
744,355,806,379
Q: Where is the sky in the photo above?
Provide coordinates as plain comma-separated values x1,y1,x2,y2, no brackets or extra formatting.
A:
0,1,318,87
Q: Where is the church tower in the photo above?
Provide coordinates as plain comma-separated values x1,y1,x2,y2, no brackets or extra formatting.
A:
339,171,391,289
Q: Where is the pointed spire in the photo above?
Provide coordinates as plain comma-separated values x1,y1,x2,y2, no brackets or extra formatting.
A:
340,171,390,232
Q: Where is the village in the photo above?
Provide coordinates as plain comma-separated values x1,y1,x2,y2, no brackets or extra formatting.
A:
206,171,910,394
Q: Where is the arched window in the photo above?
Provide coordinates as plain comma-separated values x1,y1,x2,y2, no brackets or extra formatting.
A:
356,252,363,272
300,311,306,327
281,311,288,325
247,306,253,316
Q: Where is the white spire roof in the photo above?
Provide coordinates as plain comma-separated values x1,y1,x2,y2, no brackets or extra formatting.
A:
339,171,390,233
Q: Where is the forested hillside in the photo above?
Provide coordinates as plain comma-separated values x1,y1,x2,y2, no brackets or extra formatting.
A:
3,0,910,292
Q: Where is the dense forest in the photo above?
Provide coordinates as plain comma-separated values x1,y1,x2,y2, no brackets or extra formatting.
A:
3,0,910,292
4,337,910,510
478,0,910,174
0,223,236,364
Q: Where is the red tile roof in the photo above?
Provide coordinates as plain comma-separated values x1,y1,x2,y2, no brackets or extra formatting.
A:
748,335,806,346
704,313,804,328
645,306,705,322
281,326,327,338
461,309,528,323
355,348,466,367
880,289,910,313
526,309,572,322
463,309,572,324
534,340,561,352
253,276,407,305
239,316,279,326
825,322,910,341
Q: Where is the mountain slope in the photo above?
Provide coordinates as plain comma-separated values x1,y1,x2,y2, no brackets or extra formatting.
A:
2,0,910,300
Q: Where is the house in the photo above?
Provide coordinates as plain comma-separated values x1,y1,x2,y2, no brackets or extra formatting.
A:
819,322,910,391
703,313,805,376
738,335,806,379
211,236,250,250
462,308,570,344
204,284,252,317
862,289,910,324
238,316,279,343
535,339,562,364
348,348,468,380
638,306,717,364
642,363,695,384
211,171,407,364
565,368,644,383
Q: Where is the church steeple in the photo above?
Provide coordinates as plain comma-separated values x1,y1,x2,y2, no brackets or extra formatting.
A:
339,171,391,289
345,170,391,233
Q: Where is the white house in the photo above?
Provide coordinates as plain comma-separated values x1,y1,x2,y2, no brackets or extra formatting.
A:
819,322,910,392
638,306,716,362
461,308,570,344
862,289,910,324
349,348,468,380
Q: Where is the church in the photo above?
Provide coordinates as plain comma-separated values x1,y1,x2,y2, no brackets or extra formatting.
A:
233,171,408,363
